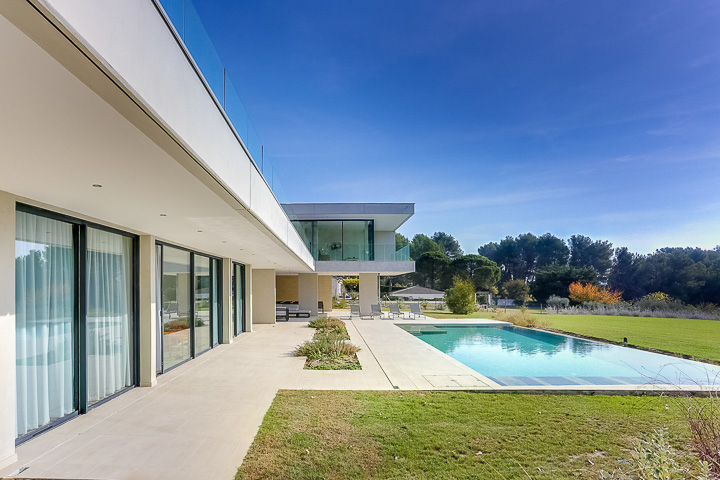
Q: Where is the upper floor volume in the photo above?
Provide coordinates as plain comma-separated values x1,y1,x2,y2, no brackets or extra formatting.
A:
282,203,415,273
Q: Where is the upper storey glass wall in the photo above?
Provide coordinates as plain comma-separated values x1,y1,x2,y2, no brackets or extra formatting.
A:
292,220,374,261
157,0,285,203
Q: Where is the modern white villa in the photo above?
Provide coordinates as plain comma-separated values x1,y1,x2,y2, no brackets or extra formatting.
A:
0,0,414,470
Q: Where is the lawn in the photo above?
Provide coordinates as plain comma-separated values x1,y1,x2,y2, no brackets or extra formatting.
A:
543,314,720,363
237,391,703,480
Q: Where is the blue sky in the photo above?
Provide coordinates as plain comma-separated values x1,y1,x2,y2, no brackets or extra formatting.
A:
196,0,720,254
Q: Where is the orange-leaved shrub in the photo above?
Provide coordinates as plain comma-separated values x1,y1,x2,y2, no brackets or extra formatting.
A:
568,282,623,304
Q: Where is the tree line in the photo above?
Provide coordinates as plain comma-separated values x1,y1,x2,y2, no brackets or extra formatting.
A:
393,231,720,306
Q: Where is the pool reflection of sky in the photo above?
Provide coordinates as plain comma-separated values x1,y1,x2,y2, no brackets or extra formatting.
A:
399,325,720,386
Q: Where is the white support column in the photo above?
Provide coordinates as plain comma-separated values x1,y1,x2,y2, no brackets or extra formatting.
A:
298,273,319,316
221,258,232,343
251,269,276,324
138,235,157,387
359,273,380,314
0,191,17,468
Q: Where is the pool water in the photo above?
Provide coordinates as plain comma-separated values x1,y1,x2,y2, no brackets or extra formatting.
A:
398,324,720,387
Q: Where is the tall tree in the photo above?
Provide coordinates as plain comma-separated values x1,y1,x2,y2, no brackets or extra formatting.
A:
416,251,451,290
451,254,501,291
409,234,442,261
569,234,613,280
536,233,570,269
395,233,409,249
432,232,464,259
608,247,644,299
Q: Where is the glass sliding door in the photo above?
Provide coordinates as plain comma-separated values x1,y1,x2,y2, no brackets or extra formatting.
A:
162,246,191,369
194,255,211,354
232,263,246,336
15,211,76,438
86,229,134,406
156,244,222,372
316,221,342,261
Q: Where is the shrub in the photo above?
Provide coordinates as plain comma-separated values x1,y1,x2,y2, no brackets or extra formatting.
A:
309,317,348,338
445,276,477,314
546,295,570,310
495,308,550,328
332,295,347,309
501,279,530,306
568,282,623,304
684,393,720,476
295,332,359,360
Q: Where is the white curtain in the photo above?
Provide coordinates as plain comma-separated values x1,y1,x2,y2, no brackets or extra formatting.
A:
15,211,75,437
86,229,133,404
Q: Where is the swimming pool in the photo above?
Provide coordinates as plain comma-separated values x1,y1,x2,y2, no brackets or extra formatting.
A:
398,324,720,387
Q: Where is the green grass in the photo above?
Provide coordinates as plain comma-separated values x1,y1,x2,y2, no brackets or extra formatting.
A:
544,314,720,363
237,391,703,479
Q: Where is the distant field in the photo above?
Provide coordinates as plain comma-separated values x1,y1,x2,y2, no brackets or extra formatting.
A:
543,314,720,363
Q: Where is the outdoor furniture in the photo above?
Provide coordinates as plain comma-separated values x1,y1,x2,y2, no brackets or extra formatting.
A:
275,306,289,322
389,304,405,319
318,301,325,314
360,307,376,320
350,304,360,318
286,304,311,318
409,303,425,319
371,304,384,319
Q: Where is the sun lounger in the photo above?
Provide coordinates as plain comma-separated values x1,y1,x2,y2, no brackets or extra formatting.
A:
371,304,384,319
409,303,425,319
350,304,360,318
389,304,405,319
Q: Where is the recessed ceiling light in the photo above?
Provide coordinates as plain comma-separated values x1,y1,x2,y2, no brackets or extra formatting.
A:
197,230,203,233
222,241,227,243
92,184,102,188
160,213,167,217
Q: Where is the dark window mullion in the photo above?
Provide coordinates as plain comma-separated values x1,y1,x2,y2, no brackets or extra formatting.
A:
190,253,196,357
76,224,88,414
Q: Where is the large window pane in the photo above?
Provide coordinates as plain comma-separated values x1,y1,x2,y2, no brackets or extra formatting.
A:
316,221,342,261
162,247,191,369
194,255,211,353
342,221,371,261
15,211,76,437
86,229,134,405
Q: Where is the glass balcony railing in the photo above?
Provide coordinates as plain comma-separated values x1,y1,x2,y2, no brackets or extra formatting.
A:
310,244,410,262
375,244,410,262
157,0,285,203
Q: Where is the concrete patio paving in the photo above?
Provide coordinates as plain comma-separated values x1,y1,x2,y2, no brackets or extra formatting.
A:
2,314,712,480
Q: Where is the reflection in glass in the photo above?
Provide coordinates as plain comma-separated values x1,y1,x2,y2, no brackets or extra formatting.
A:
162,247,191,369
233,263,245,336
342,221,371,260
86,229,134,405
194,255,211,353
316,221,342,261
291,220,374,261
15,211,76,437
211,258,220,346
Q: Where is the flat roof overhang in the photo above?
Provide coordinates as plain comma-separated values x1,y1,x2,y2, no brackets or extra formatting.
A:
0,2,313,270
306,260,415,276
282,203,414,231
